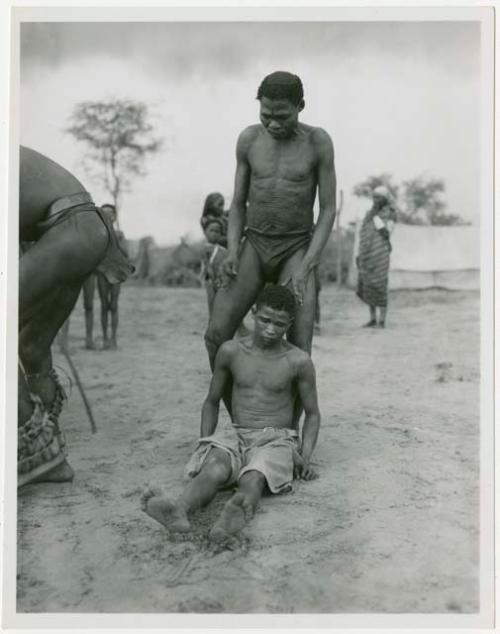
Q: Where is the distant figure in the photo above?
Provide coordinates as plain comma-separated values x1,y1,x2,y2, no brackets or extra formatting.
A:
201,218,227,315
141,285,320,544
97,203,128,350
200,192,228,247
18,146,133,486
356,185,396,328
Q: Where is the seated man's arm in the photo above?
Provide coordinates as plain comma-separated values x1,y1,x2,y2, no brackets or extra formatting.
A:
200,343,233,437
295,354,321,480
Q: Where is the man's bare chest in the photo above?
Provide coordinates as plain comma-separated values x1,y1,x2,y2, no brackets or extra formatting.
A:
233,353,294,393
248,138,316,182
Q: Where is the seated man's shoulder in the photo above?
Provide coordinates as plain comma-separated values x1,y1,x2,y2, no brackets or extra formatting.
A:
218,339,240,358
284,342,313,368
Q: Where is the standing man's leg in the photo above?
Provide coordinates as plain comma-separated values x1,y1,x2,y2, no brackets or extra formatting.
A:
109,283,121,349
205,240,264,368
278,247,317,430
82,274,96,349
205,241,265,415
97,273,111,349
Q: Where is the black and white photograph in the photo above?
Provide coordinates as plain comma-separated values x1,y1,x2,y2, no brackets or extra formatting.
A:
1,4,495,630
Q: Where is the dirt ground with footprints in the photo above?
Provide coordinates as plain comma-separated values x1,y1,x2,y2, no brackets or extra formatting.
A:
17,285,479,613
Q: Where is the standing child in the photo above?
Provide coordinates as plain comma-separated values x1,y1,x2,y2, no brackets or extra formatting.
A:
201,218,228,315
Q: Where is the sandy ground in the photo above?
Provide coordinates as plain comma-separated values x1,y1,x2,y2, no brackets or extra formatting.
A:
17,285,479,613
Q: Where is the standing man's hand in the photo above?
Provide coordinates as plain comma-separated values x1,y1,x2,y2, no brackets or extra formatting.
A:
220,253,239,286
285,262,309,306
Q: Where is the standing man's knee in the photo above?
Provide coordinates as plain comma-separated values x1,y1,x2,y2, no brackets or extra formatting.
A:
204,326,227,364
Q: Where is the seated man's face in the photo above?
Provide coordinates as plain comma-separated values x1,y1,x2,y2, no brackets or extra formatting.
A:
259,97,302,139
253,305,292,345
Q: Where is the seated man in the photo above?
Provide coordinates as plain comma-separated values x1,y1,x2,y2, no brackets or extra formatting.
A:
141,285,320,543
18,146,133,486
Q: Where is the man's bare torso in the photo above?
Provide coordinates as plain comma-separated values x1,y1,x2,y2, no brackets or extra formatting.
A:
20,146,86,239
244,123,320,235
227,338,303,429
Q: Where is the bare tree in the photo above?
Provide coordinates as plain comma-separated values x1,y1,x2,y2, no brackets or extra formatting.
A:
66,99,162,227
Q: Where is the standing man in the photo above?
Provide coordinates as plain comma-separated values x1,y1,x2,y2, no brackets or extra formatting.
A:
18,147,133,486
205,70,336,417
97,203,128,350
356,185,396,328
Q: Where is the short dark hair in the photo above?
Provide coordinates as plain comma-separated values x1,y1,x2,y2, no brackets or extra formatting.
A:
255,284,296,318
257,71,304,106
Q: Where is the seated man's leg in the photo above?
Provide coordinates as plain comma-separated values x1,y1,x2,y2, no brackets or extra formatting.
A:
141,448,232,533
82,274,96,349
209,470,266,542
205,239,264,369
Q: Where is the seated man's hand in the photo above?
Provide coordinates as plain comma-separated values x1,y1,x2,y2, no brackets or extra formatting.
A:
293,449,319,481
220,253,238,286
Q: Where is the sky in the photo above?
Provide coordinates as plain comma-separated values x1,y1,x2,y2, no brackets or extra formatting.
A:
19,21,481,245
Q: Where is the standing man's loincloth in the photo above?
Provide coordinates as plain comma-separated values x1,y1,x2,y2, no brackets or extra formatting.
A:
244,227,312,280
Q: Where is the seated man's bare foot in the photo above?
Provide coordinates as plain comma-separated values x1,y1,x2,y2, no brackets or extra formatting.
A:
31,459,75,484
140,486,191,533
209,492,250,543
109,339,118,350
85,339,96,350
102,339,111,350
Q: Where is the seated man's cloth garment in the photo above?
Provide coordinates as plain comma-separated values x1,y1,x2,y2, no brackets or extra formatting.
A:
185,426,299,494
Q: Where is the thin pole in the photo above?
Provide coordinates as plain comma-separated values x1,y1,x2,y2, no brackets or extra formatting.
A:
336,190,344,287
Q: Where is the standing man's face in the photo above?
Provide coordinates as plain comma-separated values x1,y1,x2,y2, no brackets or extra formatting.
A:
259,97,303,139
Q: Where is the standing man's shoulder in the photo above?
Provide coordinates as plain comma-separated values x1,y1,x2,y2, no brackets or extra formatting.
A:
308,126,335,154
236,125,262,152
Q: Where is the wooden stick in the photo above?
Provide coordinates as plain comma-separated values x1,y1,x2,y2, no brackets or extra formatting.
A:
60,347,98,434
